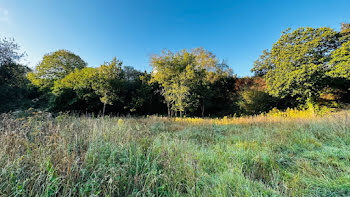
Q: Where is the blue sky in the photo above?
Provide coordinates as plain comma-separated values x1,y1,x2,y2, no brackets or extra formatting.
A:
1,0,349,76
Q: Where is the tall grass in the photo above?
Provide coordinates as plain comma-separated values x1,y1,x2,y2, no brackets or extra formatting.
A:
0,110,349,196
173,107,335,125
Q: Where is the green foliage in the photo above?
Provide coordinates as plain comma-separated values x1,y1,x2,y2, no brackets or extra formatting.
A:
150,49,196,116
51,67,100,112
93,58,123,114
50,58,162,115
150,47,233,117
0,63,39,112
266,27,339,100
238,89,278,115
251,49,273,77
0,37,39,112
27,49,87,90
3,24,350,116
52,58,123,114
327,41,350,79
121,68,165,114
253,26,350,105
198,75,238,117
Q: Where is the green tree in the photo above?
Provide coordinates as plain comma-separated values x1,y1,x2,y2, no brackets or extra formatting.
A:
200,75,237,117
118,67,165,114
52,58,123,115
0,63,38,112
251,49,274,77
52,67,99,112
0,37,38,112
327,41,350,80
170,64,195,116
28,49,87,91
190,48,233,116
150,48,233,117
93,58,123,115
327,40,350,104
238,89,278,115
150,49,195,116
253,27,342,103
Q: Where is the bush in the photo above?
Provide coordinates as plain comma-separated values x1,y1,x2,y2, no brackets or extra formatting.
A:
238,89,278,115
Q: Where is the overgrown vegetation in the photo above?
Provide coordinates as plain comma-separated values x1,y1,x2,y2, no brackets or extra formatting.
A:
0,111,349,196
1,23,349,116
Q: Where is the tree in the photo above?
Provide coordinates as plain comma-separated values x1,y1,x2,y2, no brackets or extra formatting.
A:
0,37,39,112
150,48,233,117
190,48,233,116
150,49,195,116
340,23,350,42
170,64,195,116
117,67,165,114
199,75,237,117
251,49,274,77
238,89,278,115
27,49,87,90
0,37,25,65
326,40,350,103
52,57,123,115
0,63,38,112
93,58,123,115
52,67,100,112
253,27,342,103
327,41,350,80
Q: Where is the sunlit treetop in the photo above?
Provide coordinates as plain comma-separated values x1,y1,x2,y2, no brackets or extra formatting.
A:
27,49,87,90
327,41,350,79
251,26,349,102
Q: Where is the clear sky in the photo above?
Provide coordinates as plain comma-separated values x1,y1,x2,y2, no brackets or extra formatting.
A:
1,0,349,76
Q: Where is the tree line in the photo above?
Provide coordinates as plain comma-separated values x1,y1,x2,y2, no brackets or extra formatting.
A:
1,23,349,116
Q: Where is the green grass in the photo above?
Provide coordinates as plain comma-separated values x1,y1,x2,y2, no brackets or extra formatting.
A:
0,112,349,196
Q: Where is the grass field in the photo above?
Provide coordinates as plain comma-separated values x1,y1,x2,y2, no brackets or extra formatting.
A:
0,111,350,196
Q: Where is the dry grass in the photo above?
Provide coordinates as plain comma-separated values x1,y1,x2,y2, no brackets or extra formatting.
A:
0,110,349,196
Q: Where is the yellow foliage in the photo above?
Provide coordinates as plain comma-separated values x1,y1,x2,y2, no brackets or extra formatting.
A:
117,118,124,128
173,107,334,125
266,108,313,118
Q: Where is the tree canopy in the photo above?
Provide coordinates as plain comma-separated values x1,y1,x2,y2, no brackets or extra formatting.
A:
52,58,123,114
94,58,123,114
327,41,350,79
252,26,349,103
2,24,350,116
0,37,25,65
28,49,87,90
150,47,233,117
0,37,38,112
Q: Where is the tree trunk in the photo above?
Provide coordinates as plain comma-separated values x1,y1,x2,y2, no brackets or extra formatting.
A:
201,104,205,117
102,103,106,116
167,102,170,117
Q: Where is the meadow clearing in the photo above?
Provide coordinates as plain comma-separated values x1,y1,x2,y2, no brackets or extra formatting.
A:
0,110,349,196
1,1,350,196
